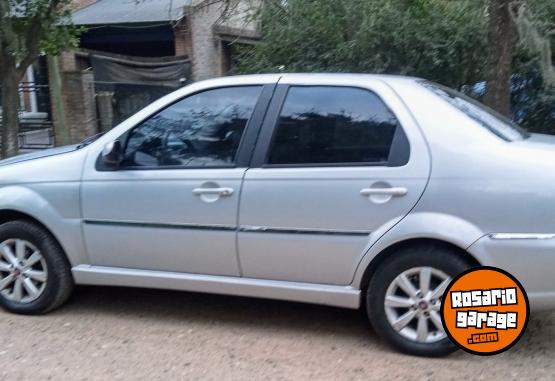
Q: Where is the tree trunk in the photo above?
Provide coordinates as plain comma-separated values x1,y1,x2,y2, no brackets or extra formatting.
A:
1,72,21,159
484,0,517,117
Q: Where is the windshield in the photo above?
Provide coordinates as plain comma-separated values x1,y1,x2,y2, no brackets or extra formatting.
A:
420,81,529,141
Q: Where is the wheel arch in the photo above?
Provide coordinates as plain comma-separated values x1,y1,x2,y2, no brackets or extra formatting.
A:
0,209,49,228
358,238,481,295
0,209,68,256
0,207,84,267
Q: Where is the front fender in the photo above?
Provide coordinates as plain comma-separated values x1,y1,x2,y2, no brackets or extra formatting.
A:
0,184,88,266
351,212,485,288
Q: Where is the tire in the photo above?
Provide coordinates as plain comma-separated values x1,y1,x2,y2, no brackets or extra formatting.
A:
0,220,73,315
366,245,471,357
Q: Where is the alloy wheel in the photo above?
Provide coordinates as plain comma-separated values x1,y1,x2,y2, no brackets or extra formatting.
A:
0,239,48,303
384,267,451,344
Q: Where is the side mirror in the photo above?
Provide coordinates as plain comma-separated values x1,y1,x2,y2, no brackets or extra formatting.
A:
101,140,123,168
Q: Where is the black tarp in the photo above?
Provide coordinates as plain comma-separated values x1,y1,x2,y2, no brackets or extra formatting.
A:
88,52,192,127
90,53,191,88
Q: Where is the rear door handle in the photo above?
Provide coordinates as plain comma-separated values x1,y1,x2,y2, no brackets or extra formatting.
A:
193,187,234,197
360,187,408,197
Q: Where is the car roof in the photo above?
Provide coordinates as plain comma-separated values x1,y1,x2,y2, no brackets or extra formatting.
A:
279,73,420,81
193,73,421,89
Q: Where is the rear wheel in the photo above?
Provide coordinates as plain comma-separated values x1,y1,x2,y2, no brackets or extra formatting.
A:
366,245,471,357
0,221,73,314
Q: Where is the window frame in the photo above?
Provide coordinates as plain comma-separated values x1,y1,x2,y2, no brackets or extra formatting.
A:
96,84,276,172
250,84,410,169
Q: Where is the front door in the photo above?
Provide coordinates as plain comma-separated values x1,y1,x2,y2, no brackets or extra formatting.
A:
238,79,431,285
81,85,271,276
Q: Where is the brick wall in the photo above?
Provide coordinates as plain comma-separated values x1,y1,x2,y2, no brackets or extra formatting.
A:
174,19,193,58
62,72,97,143
187,1,224,81
49,54,98,145
185,0,259,81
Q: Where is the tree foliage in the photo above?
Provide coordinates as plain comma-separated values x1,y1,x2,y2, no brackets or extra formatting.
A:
237,0,488,88
512,1,555,133
1,0,80,62
236,0,554,133
0,0,81,158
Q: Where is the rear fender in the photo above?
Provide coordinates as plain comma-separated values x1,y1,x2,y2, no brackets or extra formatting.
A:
352,212,484,288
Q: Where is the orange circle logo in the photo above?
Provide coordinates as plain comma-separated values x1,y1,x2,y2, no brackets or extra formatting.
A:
440,267,529,355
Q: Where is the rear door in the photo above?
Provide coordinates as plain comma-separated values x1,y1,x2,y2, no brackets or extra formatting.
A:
237,76,431,285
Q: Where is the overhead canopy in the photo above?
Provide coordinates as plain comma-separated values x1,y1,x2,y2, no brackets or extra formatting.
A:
72,0,192,25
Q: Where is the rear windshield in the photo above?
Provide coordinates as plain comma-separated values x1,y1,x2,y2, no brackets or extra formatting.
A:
420,81,529,141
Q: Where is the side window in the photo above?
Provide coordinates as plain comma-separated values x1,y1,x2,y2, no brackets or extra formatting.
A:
122,86,262,168
267,86,401,166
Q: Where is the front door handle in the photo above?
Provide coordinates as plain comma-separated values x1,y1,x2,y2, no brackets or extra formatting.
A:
360,187,408,197
193,187,234,197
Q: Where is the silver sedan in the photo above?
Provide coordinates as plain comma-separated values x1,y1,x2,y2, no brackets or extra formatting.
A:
0,74,553,356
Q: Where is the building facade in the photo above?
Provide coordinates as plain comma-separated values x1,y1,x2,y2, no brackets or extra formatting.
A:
45,0,259,146
72,0,259,81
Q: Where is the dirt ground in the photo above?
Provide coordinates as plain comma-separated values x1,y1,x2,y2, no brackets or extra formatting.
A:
0,286,554,380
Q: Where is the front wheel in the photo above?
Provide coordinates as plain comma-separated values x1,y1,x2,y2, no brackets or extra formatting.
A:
0,221,73,314
366,245,471,357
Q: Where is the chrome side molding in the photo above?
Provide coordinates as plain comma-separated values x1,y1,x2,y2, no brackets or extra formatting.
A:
488,233,555,240
83,219,236,231
83,220,371,237
239,226,371,236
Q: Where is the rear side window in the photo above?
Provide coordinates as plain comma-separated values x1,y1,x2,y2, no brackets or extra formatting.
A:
266,86,401,166
420,81,529,141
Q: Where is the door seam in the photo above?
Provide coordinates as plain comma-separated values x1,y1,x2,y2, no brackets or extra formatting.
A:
235,79,281,277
